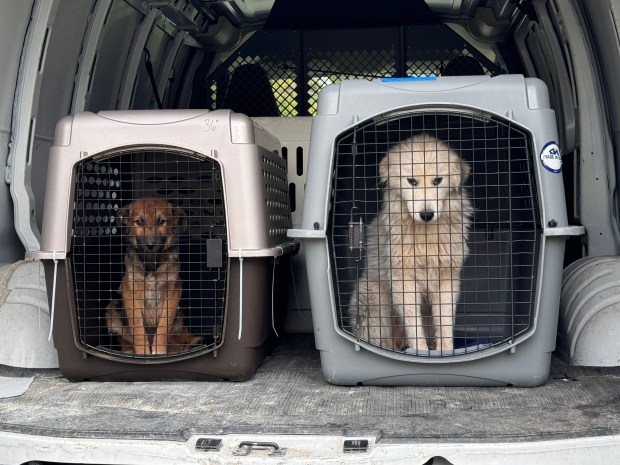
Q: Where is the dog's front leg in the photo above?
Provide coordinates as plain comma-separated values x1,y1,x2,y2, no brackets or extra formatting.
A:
122,281,150,355
433,271,458,352
152,287,181,355
393,279,428,352
355,278,398,350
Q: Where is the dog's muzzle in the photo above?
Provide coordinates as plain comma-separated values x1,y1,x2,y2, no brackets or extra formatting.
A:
138,236,166,255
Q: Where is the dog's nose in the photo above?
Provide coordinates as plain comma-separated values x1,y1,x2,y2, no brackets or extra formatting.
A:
419,210,435,222
144,240,160,252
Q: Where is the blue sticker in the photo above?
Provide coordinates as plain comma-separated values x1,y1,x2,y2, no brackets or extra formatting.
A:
381,76,437,82
540,141,562,173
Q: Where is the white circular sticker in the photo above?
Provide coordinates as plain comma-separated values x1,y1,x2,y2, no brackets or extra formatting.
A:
541,141,562,173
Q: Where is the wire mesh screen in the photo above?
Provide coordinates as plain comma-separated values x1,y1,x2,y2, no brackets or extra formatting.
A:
329,110,540,357
306,46,397,115
218,56,297,117
206,26,501,117
70,149,228,360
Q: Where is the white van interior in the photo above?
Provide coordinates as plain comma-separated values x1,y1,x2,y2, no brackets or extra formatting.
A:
1,0,620,463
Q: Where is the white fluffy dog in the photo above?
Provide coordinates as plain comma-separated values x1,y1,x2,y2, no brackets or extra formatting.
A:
348,133,473,352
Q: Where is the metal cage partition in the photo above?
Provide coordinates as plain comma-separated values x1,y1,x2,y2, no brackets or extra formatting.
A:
206,25,502,117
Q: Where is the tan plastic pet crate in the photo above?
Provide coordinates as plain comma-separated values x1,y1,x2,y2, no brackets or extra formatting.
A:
30,109,297,381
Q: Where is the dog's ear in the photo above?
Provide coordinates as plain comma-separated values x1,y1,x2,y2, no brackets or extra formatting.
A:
378,154,390,186
172,207,188,234
116,206,130,227
459,159,471,185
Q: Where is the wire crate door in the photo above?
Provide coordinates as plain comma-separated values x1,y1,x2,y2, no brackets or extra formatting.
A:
329,109,541,358
71,149,228,360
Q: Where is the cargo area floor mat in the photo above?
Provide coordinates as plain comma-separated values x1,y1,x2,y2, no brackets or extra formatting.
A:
1,335,619,442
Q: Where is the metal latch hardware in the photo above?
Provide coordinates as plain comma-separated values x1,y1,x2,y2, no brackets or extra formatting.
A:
343,439,369,453
348,218,365,251
195,438,222,452
233,441,287,457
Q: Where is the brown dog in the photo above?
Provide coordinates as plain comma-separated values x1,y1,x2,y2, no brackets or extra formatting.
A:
104,196,197,355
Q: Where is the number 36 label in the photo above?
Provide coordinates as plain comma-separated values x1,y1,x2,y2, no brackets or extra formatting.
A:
541,141,562,173
203,118,217,132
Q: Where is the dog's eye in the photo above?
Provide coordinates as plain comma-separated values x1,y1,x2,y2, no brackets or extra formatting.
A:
135,218,145,227
156,217,167,226
432,177,443,186
407,177,418,187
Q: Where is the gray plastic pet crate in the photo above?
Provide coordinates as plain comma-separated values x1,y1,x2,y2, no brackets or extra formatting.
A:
289,75,583,386
29,109,298,381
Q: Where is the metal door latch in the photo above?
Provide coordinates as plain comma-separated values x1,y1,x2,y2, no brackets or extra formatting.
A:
348,218,365,251
233,441,287,457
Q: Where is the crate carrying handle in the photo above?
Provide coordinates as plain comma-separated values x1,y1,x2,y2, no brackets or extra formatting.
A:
48,251,59,341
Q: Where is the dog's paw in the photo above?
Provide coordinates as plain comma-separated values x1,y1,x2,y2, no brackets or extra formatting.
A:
151,346,168,356
133,346,151,356
438,339,454,352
